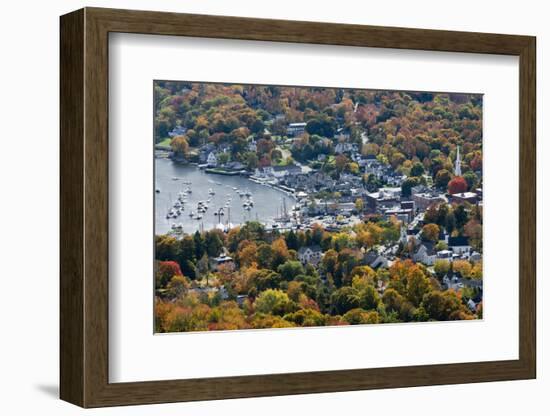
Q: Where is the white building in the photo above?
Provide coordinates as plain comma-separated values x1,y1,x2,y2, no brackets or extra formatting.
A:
455,145,462,176
448,236,471,255
286,122,307,136
207,152,218,167
297,245,323,266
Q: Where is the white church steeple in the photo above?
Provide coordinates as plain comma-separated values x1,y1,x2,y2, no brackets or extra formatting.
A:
454,145,462,176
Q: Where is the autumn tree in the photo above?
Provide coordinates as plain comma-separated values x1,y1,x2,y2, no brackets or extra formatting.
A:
435,169,453,189
447,176,468,195
271,238,290,269
452,260,472,278
405,265,431,306
434,259,451,277
421,290,466,321
342,308,380,325
254,289,294,316
166,275,190,299
237,240,258,267
421,223,440,242
355,198,364,213
170,135,189,156
156,261,183,289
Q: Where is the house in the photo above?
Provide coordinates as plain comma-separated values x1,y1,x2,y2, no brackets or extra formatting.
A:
448,236,471,255
383,171,406,186
412,241,436,266
384,207,414,223
442,272,483,291
286,122,307,136
247,140,257,152
412,192,447,211
206,152,218,167
334,127,351,140
271,164,303,178
210,255,234,271
168,125,187,137
451,192,478,204
469,251,482,262
365,187,401,211
297,245,323,266
334,142,357,154
401,201,415,211
436,249,453,260
224,161,245,171
363,250,389,269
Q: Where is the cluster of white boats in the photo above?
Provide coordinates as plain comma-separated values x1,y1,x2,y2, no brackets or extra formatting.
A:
164,180,255,232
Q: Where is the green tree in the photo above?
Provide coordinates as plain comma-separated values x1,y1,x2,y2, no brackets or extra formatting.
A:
204,231,223,257
382,288,404,314
193,231,205,259
278,260,305,281
463,171,478,190
330,286,360,315
343,308,380,325
254,289,294,316
454,205,469,229
359,285,380,310
257,243,274,269
401,177,420,197
410,162,425,177
285,230,299,251
179,235,196,263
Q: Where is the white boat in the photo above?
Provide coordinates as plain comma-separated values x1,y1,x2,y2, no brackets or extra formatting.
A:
245,189,251,197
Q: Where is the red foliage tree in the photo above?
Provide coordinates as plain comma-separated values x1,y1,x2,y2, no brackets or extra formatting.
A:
156,261,183,289
447,176,468,195
470,153,482,171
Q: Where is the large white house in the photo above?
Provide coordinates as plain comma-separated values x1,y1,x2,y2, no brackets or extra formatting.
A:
206,152,218,167
297,245,323,266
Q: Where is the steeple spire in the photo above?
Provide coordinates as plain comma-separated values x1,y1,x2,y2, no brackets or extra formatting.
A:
454,145,462,176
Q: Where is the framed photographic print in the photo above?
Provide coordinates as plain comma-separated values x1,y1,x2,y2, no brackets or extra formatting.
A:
60,7,536,408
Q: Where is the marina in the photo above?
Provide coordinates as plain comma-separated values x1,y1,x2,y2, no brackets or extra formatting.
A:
155,158,296,235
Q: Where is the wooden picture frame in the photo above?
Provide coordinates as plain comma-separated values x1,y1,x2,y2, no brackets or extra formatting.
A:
60,7,536,408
